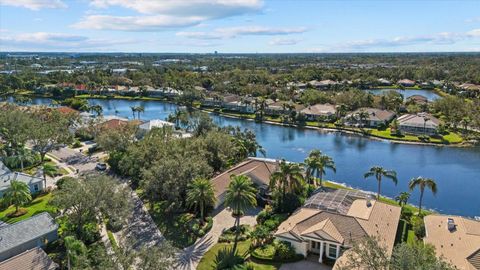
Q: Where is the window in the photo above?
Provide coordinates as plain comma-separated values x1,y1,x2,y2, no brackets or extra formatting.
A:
328,244,338,258
34,184,39,192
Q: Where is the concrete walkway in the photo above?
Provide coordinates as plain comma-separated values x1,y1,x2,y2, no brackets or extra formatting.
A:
175,206,261,270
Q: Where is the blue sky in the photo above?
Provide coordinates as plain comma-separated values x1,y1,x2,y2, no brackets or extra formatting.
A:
0,0,479,53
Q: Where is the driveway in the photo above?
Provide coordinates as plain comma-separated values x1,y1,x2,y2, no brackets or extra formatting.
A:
280,260,333,270
175,206,261,270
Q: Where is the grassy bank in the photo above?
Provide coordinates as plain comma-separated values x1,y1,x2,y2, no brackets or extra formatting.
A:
0,192,56,223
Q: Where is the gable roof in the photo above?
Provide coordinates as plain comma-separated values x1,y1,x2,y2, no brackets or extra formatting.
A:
349,108,395,122
424,215,480,270
210,158,278,199
0,247,58,270
0,161,44,191
0,213,58,254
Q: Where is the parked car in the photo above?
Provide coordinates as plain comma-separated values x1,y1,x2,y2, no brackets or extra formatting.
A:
95,163,107,171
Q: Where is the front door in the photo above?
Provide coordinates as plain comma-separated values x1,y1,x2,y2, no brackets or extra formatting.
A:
309,241,321,254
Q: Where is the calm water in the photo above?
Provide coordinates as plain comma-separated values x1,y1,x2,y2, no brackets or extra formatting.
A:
9,97,480,216
366,88,440,101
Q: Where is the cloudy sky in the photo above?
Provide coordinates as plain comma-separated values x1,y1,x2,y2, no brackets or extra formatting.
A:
0,0,479,53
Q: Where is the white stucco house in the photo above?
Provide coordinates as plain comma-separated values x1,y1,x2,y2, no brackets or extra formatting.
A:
0,161,45,197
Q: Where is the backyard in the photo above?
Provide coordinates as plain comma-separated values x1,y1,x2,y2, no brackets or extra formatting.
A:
0,192,56,223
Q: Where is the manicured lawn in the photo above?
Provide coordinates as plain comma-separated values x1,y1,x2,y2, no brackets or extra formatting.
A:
197,240,280,270
369,128,463,144
407,230,417,244
0,192,56,223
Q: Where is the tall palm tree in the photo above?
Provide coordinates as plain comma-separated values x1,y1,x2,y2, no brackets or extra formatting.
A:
225,175,257,253
409,177,437,214
270,160,305,204
357,110,370,128
42,163,58,190
422,115,430,137
364,166,398,200
3,180,32,213
136,106,145,120
304,150,336,187
255,98,268,121
130,106,137,119
186,178,216,223
395,191,410,207
335,103,348,120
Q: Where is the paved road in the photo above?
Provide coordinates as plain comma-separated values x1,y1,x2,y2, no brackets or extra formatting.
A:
118,189,165,250
175,206,261,270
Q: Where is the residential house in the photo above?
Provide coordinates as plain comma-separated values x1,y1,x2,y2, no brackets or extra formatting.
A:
406,95,429,105
377,78,392,86
300,104,337,121
308,80,338,90
210,158,279,209
0,213,58,261
275,188,401,266
345,108,396,128
397,79,416,87
137,119,191,138
424,215,480,270
0,247,58,270
397,113,440,135
0,161,45,197
265,101,305,116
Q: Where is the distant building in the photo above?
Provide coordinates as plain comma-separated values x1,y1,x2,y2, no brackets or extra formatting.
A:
406,95,429,105
397,79,416,87
397,113,440,135
0,247,58,270
377,78,392,86
300,104,336,121
0,161,45,197
275,188,401,266
345,108,396,128
424,215,480,270
0,213,58,261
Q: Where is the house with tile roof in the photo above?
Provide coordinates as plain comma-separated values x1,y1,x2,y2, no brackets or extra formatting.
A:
424,215,480,270
0,161,45,197
0,213,58,261
274,188,401,266
300,104,336,121
345,108,396,128
397,113,441,135
0,247,58,270
210,158,279,208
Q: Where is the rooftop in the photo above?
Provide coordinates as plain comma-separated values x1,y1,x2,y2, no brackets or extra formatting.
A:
0,161,44,191
0,247,58,270
139,119,174,130
397,113,440,128
0,213,58,254
424,215,480,270
301,103,336,116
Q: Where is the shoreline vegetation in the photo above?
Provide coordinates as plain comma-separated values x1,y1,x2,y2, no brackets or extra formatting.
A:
9,91,472,147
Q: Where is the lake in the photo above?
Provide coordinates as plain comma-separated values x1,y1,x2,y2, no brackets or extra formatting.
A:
7,97,480,217
366,88,440,101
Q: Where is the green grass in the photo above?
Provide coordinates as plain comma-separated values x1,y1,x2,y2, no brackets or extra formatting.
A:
369,128,463,144
107,230,119,250
407,230,417,244
197,240,280,270
252,244,275,260
0,192,56,223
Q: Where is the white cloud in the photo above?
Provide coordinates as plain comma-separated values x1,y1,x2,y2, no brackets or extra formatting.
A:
465,17,480,23
339,29,480,50
74,0,263,31
0,32,134,51
73,15,203,31
0,0,66,10
177,26,307,40
269,37,301,46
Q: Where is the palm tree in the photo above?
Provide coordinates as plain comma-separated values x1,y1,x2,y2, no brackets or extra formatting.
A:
130,106,137,119
64,235,87,270
270,160,305,204
357,110,370,128
364,166,398,200
186,178,216,223
3,180,32,213
395,191,410,207
422,115,430,137
89,105,103,117
409,177,437,214
10,147,35,170
255,98,268,121
42,163,58,190
304,150,336,187
136,106,145,120
225,175,257,253
335,103,348,120
461,117,471,134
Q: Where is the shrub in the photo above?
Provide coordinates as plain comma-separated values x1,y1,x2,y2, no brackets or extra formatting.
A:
411,216,426,239
81,222,101,245
214,248,244,270
256,205,273,224
274,241,296,260
72,140,82,148
252,243,276,260
274,193,304,214
56,176,76,190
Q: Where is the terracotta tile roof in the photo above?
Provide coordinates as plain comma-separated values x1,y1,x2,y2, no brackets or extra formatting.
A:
424,215,480,270
0,247,58,270
275,197,401,254
211,158,278,199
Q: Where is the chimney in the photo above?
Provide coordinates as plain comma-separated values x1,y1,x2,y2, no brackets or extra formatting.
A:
447,218,456,232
